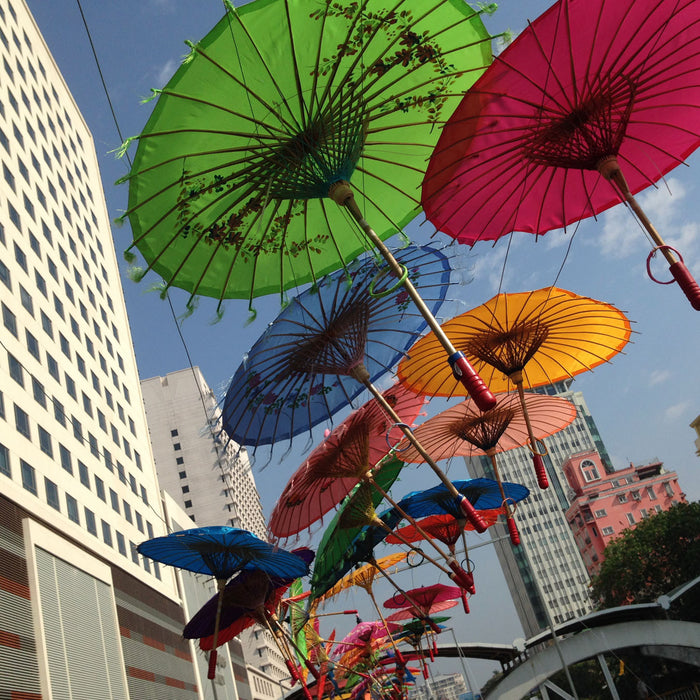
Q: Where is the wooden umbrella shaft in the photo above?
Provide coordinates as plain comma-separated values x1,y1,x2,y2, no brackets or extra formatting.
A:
599,157,677,266
367,587,405,659
487,452,511,515
355,372,478,524
331,181,496,411
367,473,451,565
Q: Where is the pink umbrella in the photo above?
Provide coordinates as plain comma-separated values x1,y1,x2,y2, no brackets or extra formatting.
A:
423,0,700,309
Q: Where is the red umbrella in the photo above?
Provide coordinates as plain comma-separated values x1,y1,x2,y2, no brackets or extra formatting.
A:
384,583,463,612
268,384,425,539
423,0,700,310
385,600,458,623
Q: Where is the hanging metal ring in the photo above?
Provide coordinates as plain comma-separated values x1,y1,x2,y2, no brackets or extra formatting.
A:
407,550,425,567
647,245,682,284
368,264,409,298
386,422,411,452
527,438,548,457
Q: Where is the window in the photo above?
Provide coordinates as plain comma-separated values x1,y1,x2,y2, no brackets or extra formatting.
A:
47,353,60,381
66,494,80,524
130,541,139,565
82,393,93,417
0,443,10,477
45,478,60,510
91,475,106,503
594,509,607,518
617,494,628,504
32,378,47,408
646,486,657,500
182,485,190,494
109,488,120,514
85,508,97,536
626,512,636,525
15,405,30,439
146,522,154,539
88,433,99,458
53,398,66,426
123,501,132,524
179,471,187,479
91,372,100,394
26,330,40,360
71,416,82,441
2,303,17,336
59,333,71,359
129,474,138,496
140,485,148,505
97,409,106,432
19,286,33,315
0,260,11,289
184,500,193,509
110,424,119,445
101,520,113,547
116,531,127,557
0,391,4,419
38,426,53,457
78,461,90,488
580,458,600,482
53,294,65,319
641,509,649,519
176,456,184,465
21,460,37,495
134,451,141,471
173,443,181,451
135,511,144,533
170,429,179,437
35,270,47,298
76,355,86,377
602,526,614,536
8,353,24,386
59,445,73,474
65,375,77,399
664,482,675,498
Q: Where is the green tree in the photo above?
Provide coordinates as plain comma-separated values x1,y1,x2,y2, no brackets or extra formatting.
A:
590,501,700,619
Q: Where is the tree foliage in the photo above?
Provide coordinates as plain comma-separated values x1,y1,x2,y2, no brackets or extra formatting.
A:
590,502,700,618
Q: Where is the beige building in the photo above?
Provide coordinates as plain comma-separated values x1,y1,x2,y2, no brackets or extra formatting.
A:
0,1,246,697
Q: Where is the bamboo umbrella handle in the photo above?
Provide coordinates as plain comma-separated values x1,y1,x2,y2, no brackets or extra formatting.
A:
353,368,488,532
331,181,497,410
488,452,520,546
510,372,549,490
599,157,700,311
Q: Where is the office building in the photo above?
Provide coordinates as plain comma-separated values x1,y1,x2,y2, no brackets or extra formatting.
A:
563,451,687,576
141,367,290,692
0,1,244,697
408,672,467,700
466,380,601,637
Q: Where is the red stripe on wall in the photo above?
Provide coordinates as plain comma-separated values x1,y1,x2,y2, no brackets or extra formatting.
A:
0,574,30,600
165,677,186,689
0,629,22,649
128,667,156,682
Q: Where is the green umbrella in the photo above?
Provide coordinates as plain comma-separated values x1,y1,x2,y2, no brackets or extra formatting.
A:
122,0,499,409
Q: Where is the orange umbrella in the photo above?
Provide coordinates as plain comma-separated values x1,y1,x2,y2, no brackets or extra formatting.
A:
396,393,576,543
398,287,631,488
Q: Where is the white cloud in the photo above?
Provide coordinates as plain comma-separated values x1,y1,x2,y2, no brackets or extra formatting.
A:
664,399,690,421
648,368,671,386
598,177,700,270
157,58,178,87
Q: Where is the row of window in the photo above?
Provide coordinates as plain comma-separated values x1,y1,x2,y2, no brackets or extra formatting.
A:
0,440,159,578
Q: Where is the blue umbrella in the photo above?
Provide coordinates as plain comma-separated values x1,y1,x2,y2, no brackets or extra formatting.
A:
396,478,529,520
222,244,452,451
138,526,310,678
137,525,310,580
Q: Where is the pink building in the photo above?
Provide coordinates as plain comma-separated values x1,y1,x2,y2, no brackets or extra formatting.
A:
563,451,686,576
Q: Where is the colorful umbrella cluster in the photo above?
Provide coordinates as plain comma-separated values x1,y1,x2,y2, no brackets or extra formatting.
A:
124,0,700,696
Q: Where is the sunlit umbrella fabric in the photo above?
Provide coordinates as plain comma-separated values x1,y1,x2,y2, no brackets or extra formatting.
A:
223,245,448,449
124,0,495,304
422,0,700,307
269,387,424,539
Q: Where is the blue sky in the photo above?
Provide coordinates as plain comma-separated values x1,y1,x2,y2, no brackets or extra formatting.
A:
25,0,700,687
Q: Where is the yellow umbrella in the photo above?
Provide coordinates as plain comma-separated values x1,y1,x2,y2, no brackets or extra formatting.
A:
398,287,632,488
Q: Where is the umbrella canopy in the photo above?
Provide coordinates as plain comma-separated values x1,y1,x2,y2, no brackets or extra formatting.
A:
396,479,528,522
384,584,462,611
223,244,447,450
333,621,402,658
385,600,458,623
385,511,500,551
137,526,309,581
398,287,631,488
422,0,700,309
269,387,425,539
123,0,495,304
320,553,408,602
398,287,632,395
396,393,576,462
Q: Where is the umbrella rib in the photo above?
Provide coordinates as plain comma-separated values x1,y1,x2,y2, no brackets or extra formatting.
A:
283,0,310,131
218,7,305,135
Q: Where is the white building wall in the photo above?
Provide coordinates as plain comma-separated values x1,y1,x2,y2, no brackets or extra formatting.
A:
141,367,287,693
